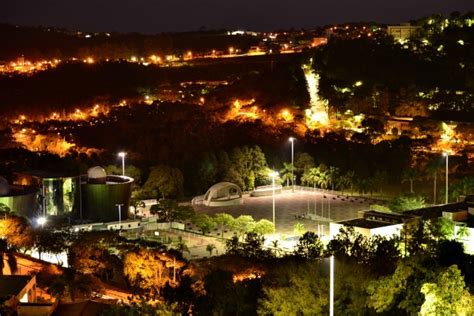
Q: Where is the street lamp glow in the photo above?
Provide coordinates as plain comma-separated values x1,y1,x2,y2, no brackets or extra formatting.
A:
269,171,279,178
118,152,126,176
37,216,46,228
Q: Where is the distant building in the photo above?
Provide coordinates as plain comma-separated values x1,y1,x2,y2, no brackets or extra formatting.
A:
386,116,414,135
311,37,328,47
338,198,474,255
387,23,421,40
330,210,410,239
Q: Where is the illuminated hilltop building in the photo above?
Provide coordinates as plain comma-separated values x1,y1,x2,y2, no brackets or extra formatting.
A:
387,23,421,41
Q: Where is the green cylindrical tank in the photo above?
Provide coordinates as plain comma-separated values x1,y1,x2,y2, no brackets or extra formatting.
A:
80,175,133,222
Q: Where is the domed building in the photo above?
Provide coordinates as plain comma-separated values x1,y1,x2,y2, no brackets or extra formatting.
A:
80,167,133,222
86,166,107,184
0,176,38,218
194,182,243,207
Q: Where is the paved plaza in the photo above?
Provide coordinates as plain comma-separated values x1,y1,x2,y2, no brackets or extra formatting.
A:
193,189,383,235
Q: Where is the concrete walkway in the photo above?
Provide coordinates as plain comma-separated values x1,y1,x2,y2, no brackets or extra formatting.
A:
193,189,374,235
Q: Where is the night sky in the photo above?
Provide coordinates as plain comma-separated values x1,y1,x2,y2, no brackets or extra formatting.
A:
2,0,473,33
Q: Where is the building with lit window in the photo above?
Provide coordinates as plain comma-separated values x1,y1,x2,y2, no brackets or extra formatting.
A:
387,23,421,41
11,167,133,222
14,171,80,217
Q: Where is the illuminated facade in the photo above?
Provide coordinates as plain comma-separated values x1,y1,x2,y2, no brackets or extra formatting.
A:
12,168,133,222
14,172,80,217
387,24,421,40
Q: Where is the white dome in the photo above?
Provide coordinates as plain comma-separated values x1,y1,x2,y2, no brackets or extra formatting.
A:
87,166,107,179
0,177,10,196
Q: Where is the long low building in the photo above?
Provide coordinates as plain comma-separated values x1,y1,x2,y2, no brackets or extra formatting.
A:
331,197,474,254
329,210,411,239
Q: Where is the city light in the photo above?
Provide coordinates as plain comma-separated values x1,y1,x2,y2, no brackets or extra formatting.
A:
118,152,127,176
36,216,47,228
280,109,294,122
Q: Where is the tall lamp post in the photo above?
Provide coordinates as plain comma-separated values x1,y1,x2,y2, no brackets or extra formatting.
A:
330,255,334,316
289,137,295,192
118,152,126,176
116,204,124,227
443,152,449,204
270,171,279,228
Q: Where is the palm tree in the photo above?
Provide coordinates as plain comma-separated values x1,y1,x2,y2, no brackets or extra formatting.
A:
426,159,443,204
176,236,190,254
402,168,419,193
302,167,320,189
327,166,340,191
280,162,295,188
337,173,351,194
316,169,330,190
450,177,474,201
206,244,216,256
372,171,388,195
345,171,356,195
294,222,305,236
271,240,281,256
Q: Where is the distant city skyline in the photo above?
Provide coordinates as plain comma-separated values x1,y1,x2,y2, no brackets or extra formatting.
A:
2,0,473,33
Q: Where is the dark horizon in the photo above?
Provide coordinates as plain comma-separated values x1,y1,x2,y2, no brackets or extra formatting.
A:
2,0,473,34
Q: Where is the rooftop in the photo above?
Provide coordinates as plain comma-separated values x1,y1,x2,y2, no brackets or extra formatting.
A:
337,218,399,229
0,275,33,299
364,210,413,222
404,202,467,218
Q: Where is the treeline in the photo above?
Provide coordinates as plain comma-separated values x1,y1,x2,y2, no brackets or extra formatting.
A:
0,24,260,61
0,55,305,116
314,12,474,119
2,203,473,315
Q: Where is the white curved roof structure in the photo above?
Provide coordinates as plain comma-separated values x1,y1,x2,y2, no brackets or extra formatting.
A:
203,182,243,207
